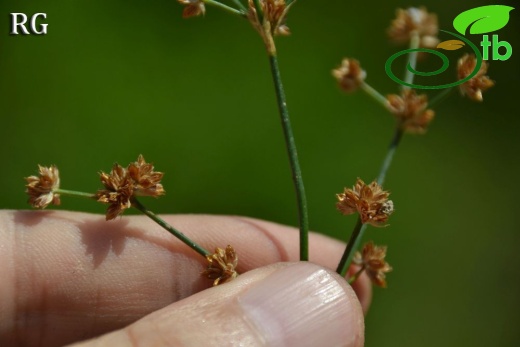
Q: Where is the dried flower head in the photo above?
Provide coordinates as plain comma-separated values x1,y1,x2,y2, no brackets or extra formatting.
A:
353,241,392,288
388,7,439,48
458,54,494,102
96,164,134,221
25,165,61,209
202,245,239,286
128,155,165,197
248,0,293,53
386,89,435,134
336,178,393,227
178,0,205,19
96,155,165,220
332,58,366,93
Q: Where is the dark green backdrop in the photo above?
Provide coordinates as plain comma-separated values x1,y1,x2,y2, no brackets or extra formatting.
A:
1,0,519,346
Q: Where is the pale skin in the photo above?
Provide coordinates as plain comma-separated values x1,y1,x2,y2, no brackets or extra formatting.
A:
0,210,371,347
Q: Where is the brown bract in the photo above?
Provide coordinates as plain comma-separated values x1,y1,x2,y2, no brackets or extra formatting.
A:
248,0,293,54
128,155,165,197
386,89,434,134
178,0,205,18
96,164,134,221
25,165,61,209
336,178,393,227
202,245,239,286
458,54,494,102
353,241,392,288
388,7,439,48
332,58,366,93
96,155,165,221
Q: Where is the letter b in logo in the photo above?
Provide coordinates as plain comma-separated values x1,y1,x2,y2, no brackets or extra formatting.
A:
492,35,512,61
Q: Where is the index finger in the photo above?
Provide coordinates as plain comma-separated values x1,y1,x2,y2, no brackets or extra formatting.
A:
0,210,371,347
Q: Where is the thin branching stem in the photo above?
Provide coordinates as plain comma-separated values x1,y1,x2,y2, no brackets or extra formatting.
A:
204,0,244,16
403,31,420,88
268,53,309,261
337,217,363,276
336,126,403,277
252,0,264,22
429,87,454,107
230,0,247,12
54,189,96,199
131,198,211,258
361,82,388,108
348,265,366,285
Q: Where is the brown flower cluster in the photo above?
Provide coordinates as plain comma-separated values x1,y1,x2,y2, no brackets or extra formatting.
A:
457,54,494,102
353,241,392,288
178,0,205,19
386,89,435,134
332,58,366,93
248,0,292,54
388,7,439,48
336,178,393,227
25,165,61,209
96,155,165,220
202,245,239,286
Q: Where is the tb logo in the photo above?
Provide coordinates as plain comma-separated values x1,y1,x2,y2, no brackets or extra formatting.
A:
10,13,48,35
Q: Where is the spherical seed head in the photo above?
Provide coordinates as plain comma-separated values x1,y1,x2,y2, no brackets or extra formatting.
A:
96,155,165,221
353,241,392,288
332,58,366,93
202,245,239,286
388,7,439,48
96,164,134,220
386,89,435,134
25,165,61,209
336,178,394,227
458,54,495,102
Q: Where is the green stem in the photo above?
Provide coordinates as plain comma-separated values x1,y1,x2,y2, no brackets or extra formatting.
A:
336,127,403,277
268,54,309,261
403,31,420,88
429,87,454,108
361,82,388,109
337,217,363,276
348,265,366,285
203,0,244,16
230,0,247,12
252,0,264,22
377,127,404,185
131,198,210,258
54,189,96,199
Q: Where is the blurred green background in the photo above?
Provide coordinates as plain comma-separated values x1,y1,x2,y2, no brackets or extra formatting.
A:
1,0,519,346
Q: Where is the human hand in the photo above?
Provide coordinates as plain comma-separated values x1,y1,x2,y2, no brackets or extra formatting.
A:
0,210,371,347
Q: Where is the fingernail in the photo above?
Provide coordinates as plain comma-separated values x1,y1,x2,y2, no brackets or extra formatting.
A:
238,263,364,347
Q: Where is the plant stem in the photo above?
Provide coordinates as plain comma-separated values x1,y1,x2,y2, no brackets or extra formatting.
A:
203,0,244,16
131,198,210,258
230,0,247,12
268,53,309,261
336,126,403,276
348,265,366,285
54,189,96,199
252,0,264,22
429,87,454,108
337,217,363,276
361,82,388,109
403,31,420,88
377,126,404,185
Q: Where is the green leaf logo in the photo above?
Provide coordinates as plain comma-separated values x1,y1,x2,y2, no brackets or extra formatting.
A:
453,5,514,35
